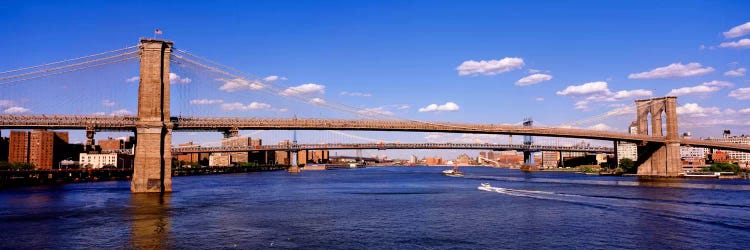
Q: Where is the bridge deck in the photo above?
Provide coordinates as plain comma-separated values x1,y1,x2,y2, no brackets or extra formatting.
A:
2,115,749,153
168,143,614,154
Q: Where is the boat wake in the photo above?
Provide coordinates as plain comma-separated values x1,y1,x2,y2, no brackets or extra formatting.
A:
477,183,750,230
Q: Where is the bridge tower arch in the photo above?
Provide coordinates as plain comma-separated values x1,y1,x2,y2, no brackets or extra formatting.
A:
132,39,173,193
634,96,681,177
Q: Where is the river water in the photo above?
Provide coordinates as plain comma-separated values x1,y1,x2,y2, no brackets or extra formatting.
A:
1,167,748,249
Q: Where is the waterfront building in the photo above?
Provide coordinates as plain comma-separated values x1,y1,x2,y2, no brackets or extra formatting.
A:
9,130,69,169
455,154,471,165
209,153,232,167
680,146,705,159
562,151,585,159
495,154,524,166
221,136,252,163
98,136,134,151
247,150,276,165
409,155,417,164
425,157,443,165
306,150,329,164
704,131,750,164
595,153,608,165
711,150,730,163
617,142,638,162
541,151,559,168
79,152,133,169
617,122,639,163
79,153,117,168
175,142,210,164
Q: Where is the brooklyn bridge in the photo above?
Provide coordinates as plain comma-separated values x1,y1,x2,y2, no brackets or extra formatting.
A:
1,39,748,193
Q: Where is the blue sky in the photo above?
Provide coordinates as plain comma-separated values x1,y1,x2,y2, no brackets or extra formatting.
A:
1,0,749,156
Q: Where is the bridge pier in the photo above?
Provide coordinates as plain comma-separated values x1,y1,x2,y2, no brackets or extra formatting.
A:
634,97,681,177
523,151,535,165
132,39,173,193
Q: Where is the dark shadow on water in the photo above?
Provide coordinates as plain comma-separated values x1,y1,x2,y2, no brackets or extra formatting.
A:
130,193,172,249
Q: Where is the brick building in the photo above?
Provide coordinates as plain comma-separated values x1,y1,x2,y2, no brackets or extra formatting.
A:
221,136,263,163
175,142,210,164
9,130,69,169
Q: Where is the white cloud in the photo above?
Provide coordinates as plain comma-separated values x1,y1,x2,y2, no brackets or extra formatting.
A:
574,100,590,110
220,102,271,111
515,73,553,86
395,105,410,110
281,83,325,96
719,39,750,49
723,22,750,39
4,106,29,114
110,109,132,116
102,100,116,107
729,87,750,100
558,82,652,110
169,73,192,84
418,102,459,112
190,99,223,105
125,76,139,83
309,98,326,105
611,89,653,100
218,78,264,92
724,68,747,77
357,107,394,116
340,91,372,97
556,81,611,96
739,108,750,114
702,80,734,88
456,57,524,76
91,112,106,116
628,63,714,79
667,85,720,96
528,69,541,74
263,75,287,82
676,103,721,117
666,81,732,97
587,123,616,131
0,100,15,108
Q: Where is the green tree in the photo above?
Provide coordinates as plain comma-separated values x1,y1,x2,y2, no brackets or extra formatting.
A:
706,162,741,173
619,158,636,174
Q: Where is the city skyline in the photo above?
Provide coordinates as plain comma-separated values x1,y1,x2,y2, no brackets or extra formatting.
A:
0,1,748,149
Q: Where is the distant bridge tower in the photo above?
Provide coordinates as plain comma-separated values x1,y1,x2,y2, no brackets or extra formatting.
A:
522,117,535,165
132,39,173,193
523,118,534,146
634,96,680,177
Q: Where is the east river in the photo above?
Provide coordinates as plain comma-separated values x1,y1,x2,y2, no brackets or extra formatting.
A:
1,167,749,249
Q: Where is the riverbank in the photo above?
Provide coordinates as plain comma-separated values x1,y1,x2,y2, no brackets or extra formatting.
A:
0,165,288,189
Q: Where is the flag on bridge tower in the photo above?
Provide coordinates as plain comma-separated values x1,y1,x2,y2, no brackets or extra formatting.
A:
155,29,163,35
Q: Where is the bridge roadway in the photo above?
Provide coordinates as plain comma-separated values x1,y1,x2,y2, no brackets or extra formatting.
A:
168,143,614,154
2,115,749,153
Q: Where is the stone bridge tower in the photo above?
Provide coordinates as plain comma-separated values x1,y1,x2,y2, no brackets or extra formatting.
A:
132,39,173,193
634,96,681,177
